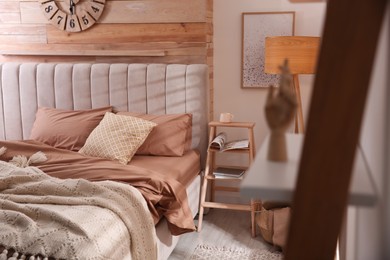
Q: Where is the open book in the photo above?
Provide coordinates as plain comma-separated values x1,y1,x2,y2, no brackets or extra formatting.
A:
209,132,249,152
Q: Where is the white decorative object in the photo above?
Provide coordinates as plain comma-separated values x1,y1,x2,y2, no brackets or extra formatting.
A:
219,112,234,123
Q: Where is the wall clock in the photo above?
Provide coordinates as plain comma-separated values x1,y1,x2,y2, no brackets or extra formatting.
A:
39,0,106,32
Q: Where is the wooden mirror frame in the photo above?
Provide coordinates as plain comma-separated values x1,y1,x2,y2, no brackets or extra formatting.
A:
285,0,387,259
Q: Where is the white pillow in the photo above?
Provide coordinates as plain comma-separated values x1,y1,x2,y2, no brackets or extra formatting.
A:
79,112,156,164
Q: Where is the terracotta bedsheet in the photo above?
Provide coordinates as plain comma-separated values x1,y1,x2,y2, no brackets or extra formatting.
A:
130,151,200,187
0,140,200,235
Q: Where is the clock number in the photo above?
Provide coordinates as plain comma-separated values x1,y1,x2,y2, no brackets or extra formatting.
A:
57,15,63,25
45,5,53,13
70,18,75,28
91,6,100,13
82,15,89,25
41,2,58,19
65,14,81,32
86,4,103,21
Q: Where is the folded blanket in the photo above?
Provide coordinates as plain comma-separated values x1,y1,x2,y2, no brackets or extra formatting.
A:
0,160,157,260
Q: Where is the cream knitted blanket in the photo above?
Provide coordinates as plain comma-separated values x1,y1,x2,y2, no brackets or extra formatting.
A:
0,160,157,260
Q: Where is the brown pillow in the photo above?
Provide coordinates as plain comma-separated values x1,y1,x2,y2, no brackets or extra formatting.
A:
30,106,112,151
117,112,192,156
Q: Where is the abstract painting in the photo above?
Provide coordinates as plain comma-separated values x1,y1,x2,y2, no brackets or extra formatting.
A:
241,12,295,88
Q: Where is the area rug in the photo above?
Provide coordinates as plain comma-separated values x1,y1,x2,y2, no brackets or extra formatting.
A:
189,244,284,260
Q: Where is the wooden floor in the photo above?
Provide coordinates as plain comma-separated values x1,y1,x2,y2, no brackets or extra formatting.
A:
168,208,276,259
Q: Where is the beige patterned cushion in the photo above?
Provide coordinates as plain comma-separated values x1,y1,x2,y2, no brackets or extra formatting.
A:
79,112,157,164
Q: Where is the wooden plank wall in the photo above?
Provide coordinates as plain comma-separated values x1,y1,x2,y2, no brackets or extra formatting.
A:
0,0,214,118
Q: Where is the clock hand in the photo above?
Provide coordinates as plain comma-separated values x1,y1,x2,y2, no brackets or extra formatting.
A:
69,0,75,15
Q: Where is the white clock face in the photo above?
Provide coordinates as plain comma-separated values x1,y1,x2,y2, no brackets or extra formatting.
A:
39,0,106,32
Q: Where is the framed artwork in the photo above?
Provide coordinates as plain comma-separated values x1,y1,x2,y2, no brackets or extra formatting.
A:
241,12,295,88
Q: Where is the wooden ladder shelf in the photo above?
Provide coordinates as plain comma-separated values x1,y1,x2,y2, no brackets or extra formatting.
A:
197,121,258,236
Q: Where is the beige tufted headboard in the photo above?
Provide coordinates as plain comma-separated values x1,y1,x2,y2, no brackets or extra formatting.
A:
0,63,209,164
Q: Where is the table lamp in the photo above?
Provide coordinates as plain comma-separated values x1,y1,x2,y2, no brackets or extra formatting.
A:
264,36,320,133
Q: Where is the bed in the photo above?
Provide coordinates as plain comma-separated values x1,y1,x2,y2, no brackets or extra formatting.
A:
0,63,209,260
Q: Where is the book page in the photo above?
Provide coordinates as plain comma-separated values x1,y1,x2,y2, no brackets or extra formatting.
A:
209,132,227,150
222,139,249,151
213,167,245,178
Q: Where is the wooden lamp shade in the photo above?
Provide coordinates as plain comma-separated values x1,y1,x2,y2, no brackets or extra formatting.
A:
265,36,320,74
264,36,320,133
